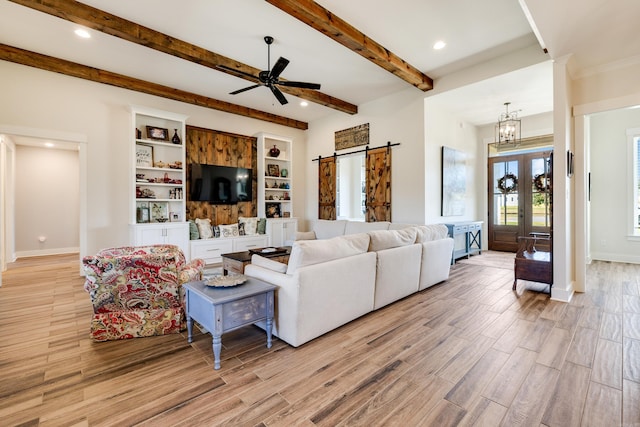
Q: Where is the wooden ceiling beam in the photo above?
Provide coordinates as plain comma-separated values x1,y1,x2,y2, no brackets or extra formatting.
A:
266,0,433,91
0,44,309,130
8,0,358,115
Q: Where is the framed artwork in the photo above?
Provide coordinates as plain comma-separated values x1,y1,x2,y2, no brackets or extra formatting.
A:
136,202,150,223
441,146,466,216
150,202,169,222
136,144,154,167
146,126,169,141
265,202,281,218
169,211,182,222
268,164,280,177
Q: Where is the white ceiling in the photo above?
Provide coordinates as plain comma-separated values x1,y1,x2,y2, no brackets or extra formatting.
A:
0,0,639,131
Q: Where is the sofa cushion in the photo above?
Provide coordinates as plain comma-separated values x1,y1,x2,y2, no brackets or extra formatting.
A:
368,228,418,252
287,233,370,275
295,231,317,241
344,221,390,235
415,224,449,242
251,254,288,273
312,219,348,239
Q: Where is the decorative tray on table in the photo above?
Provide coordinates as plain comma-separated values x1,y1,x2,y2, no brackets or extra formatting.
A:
205,274,247,288
248,247,288,255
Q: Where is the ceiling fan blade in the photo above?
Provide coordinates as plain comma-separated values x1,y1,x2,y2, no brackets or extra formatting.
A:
229,84,261,95
269,85,288,105
278,80,321,90
269,57,290,80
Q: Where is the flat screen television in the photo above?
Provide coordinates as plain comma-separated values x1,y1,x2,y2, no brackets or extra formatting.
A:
189,164,252,204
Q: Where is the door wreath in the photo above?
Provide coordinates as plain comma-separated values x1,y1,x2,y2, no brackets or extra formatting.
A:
497,172,518,193
533,173,550,192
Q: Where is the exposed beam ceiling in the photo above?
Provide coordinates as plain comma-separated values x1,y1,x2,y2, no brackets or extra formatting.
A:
8,0,358,115
267,0,434,91
0,43,309,130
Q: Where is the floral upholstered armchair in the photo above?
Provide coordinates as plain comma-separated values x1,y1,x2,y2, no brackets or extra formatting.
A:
82,244,205,341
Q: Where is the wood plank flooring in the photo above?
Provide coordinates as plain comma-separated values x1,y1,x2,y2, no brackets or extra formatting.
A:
1,252,639,426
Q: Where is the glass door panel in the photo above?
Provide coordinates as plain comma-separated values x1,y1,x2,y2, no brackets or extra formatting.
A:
488,151,552,252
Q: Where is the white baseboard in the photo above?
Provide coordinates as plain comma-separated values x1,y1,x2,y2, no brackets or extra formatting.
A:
15,247,80,259
590,252,640,264
551,280,574,303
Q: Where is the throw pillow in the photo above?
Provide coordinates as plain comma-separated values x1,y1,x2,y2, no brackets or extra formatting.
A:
188,220,200,240
257,218,267,234
239,217,258,236
218,223,239,238
195,218,213,239
286,233,370,275
295,231,316,241
312,219,348,239
414,224,449,242
368,228,418,251
251,254,288,273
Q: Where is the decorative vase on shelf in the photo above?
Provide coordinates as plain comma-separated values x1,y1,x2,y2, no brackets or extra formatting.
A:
171,129,181,145
269,145,280,158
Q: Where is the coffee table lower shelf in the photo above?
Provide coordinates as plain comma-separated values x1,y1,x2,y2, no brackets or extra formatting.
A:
184,278,276,370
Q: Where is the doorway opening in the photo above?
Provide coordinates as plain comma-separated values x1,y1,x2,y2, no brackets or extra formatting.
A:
0,127,87,278
488,145,553,252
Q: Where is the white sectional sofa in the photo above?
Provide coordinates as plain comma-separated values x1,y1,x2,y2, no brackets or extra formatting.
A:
244,220,454,347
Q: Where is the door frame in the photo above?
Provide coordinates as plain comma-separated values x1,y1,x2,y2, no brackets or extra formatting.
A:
488,150,553,252
0,125,87,275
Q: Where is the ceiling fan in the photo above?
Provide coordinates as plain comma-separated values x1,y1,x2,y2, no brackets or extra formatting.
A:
224,36,321,105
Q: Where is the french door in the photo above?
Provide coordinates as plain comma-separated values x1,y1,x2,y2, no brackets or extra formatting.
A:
488,151,552,252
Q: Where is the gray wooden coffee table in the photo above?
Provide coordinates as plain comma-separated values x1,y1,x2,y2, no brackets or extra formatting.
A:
183,278,275,370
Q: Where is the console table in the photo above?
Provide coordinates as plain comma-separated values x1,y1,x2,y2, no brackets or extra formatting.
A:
184,278,275,370
445,221,483,264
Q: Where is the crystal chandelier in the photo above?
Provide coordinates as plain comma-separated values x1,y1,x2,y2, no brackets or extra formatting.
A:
495,102,521,148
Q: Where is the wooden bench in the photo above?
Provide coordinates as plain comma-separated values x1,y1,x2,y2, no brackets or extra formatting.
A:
513,233,552,293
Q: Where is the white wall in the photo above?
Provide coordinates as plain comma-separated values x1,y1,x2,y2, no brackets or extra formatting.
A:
14,145,79,256
0,60,307,256
589,108,640,263
571,59,640,293
304,87,426,230
424,103,482,225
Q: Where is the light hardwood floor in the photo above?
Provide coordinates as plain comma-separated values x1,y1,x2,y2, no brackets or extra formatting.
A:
1,252,639,426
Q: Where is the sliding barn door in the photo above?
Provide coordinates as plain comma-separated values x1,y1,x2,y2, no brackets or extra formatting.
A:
365,147,391,222
318,156,336,220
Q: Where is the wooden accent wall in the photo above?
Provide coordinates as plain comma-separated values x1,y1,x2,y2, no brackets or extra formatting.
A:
185,125,257,224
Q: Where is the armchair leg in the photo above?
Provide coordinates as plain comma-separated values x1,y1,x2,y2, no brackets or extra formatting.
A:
513,279,517,291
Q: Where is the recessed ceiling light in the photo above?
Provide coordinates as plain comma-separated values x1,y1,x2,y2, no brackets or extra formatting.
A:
300,101,309,107
433,40,446,50
44,142,55,148
74,28,91,39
